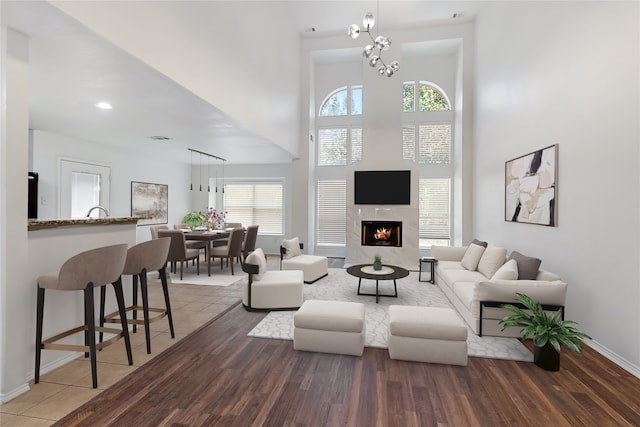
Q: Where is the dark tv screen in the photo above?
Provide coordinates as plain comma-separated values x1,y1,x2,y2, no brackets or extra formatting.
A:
354,170,411,205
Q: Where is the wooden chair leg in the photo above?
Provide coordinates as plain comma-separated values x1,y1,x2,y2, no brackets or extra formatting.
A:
139,269,151,354
132,274,139,333
159,267,175,339
34,287,45,384
112,278,133,366
84,287,98,389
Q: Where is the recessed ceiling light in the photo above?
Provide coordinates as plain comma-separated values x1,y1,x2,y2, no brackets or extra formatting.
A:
95,102,113,110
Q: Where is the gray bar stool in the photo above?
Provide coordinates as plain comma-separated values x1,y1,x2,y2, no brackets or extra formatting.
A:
100,237,175,354
34,243,132,389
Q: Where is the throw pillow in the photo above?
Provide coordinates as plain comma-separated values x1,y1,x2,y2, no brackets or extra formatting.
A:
477,246,508,278
460,239,488,271
508,251,542,280
282,237,302,259
245,248,267,280
491,259,518,280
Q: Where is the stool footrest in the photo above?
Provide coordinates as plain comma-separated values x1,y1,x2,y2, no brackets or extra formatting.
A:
104,306,167,325
42,326,126,352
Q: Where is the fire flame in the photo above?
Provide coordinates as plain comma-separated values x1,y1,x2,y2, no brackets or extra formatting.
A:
373,227,392,240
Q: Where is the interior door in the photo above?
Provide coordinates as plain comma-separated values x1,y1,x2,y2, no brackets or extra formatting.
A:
59,159,111,219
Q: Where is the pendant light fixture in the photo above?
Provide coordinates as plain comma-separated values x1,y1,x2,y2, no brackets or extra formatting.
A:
207,156,211,192
347,0,399,77
199,153,203,191
187,148,227,193
189,150,193,191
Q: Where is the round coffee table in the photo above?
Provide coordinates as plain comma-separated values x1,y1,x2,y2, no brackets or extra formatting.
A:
346,264,410,303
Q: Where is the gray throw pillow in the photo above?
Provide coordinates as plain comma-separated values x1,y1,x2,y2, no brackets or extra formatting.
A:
508,251,542,280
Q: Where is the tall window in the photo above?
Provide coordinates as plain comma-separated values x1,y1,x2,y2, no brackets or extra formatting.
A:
419,178,451,246
223,181,283,234
403,81,454,247
316,180,346,245
317,86,363,167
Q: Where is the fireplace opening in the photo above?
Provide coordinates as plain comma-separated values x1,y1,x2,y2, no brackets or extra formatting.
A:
361,221,402,247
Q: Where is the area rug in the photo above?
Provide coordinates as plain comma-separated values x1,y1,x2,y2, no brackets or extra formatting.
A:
247,268,533,362
168,271,243,287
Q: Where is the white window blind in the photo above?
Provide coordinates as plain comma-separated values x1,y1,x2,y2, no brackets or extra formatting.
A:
318,128,347,166
419,178,451,245
223,182,283,234
419,123,451,164
317,180,346,245
402,125,416,161
351,127,362,163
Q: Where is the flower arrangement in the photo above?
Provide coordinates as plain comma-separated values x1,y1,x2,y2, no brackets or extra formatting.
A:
203,208,226,230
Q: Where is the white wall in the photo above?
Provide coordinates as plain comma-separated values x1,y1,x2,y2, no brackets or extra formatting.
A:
32,130,191,243
49,0,301,158
474,2,640,369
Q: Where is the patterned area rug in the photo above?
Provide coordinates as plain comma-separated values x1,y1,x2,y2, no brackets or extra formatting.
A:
168,271,243,287
247,268,533,362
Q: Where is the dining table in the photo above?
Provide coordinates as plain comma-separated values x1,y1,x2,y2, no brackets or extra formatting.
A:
183,229,230,276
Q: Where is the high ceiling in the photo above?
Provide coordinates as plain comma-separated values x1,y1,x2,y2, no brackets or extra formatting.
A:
1,1,483,165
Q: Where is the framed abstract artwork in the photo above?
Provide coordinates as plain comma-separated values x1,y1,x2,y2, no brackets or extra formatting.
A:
505,144,557,226
131,181,168,225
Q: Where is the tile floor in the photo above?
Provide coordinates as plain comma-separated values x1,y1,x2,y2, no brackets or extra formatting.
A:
0,265,244,426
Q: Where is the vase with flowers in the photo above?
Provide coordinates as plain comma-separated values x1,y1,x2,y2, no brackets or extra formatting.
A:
203,208,227,231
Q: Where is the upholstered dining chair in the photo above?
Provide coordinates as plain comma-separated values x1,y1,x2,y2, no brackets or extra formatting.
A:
150,224,169,240
242,225,259,262
174,223,207,262
35,243,132,389
100,237,175,354
158,229,200,280
210,227,244,275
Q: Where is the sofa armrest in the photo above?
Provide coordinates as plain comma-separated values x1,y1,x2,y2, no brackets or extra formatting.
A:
474,279,568,306
431,245,467,262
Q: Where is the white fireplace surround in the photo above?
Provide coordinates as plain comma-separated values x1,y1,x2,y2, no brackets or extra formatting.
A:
346,206,419,270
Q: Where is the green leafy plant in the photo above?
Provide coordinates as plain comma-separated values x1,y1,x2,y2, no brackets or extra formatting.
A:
499,293,591,354
182,211,205,229
374,255,381,263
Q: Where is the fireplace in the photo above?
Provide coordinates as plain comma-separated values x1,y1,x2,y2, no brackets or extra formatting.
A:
361,221,402,247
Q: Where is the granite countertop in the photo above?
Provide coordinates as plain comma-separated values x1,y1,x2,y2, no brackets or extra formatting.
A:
28,217,147,231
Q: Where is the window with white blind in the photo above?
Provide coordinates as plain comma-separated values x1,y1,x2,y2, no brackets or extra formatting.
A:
402,123,451,164
419,178,451,246
317,180,346,245
223,182,283,234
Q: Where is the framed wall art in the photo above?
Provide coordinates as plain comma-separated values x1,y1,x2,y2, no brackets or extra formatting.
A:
131,181,168,225
505,144,557,226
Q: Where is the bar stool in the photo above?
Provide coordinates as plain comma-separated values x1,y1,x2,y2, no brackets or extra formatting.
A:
100,237,175,354
34,243,132,389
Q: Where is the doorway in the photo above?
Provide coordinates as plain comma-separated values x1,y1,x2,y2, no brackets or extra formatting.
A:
59,159,111,219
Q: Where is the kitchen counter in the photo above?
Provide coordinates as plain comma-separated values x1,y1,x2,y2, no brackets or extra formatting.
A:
28,217,146,231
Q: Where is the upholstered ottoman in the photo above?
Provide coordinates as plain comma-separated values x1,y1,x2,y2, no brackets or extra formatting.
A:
388,305,468,366
293,300,365,356
282,255,328,284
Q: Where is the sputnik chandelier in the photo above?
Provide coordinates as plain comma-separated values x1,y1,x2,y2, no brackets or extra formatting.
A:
347,3,399,77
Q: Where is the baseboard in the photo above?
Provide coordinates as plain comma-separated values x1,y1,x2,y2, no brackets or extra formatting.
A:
586,340,640,379
0,382,30,404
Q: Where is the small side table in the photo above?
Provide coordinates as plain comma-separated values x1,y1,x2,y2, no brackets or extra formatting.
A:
418,257,438,284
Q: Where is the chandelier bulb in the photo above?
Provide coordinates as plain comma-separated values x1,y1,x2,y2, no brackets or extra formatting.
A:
369,55,379,67
390,61,400,72
378,65,386,76
363,44,374,58
363,12,375,30
347,24,361,39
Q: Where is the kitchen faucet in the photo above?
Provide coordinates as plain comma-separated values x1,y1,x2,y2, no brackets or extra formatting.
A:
86,206,110,218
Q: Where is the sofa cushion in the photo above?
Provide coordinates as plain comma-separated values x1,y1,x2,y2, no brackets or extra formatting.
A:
509,251,542,280
439,268,487,286
452,281,476,313
477,246,507,279
491,259,518,280
437,260,467,271
245,247,267,280
461,240,487,271
282,237,302,259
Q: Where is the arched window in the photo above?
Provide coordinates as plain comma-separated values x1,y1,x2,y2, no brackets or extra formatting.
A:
319,86,362,116
403,81,451,112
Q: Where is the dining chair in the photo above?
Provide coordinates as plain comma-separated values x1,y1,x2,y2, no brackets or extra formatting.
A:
175,223,207,263
157,230,200,280
242,225,259,261
150,225,169,240
210,227,244,275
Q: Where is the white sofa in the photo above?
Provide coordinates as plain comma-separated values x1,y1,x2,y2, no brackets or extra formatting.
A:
432,243,568,337
242,248,304,311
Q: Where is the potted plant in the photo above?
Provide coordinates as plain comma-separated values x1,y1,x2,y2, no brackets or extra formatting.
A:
373,255,382,270
182,211,205,229
499,293,591,371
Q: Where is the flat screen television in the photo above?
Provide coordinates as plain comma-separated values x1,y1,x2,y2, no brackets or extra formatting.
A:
354,170,411,205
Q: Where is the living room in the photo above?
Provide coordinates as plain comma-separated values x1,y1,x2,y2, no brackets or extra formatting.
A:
1,0,638,413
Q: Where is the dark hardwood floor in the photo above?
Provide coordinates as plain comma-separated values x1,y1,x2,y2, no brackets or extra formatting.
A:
55,301,640,426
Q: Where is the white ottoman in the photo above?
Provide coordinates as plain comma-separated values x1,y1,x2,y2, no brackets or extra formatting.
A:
388,306,468,366
293,300,365,356
282,255,328,284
